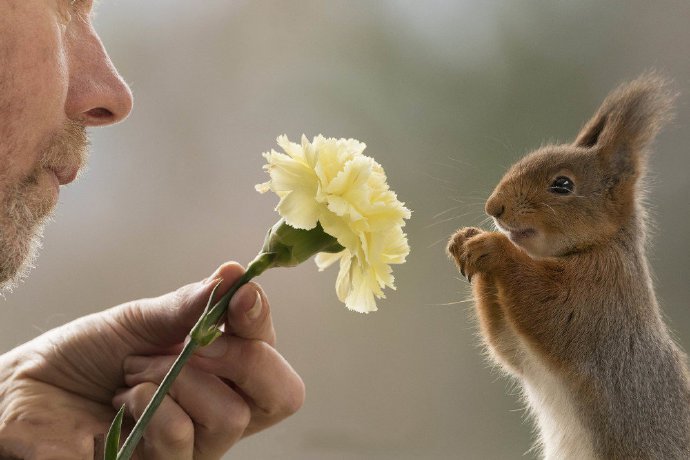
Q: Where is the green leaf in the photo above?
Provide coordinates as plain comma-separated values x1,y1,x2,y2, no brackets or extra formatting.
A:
190,279,223,343
104,404,126,460
197,325,223,347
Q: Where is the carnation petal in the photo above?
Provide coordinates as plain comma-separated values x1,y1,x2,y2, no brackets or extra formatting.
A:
266,153,316,194
335,253,353,303
277,191,321,230
277,135,305,161
326,156,372,196
318,211,361,255
315,251,343,271
325,196,364,221
344,263,379,313
255,181,271,193
257,134,411,313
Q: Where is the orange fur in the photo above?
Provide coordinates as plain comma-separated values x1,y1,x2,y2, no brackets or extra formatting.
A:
448,74,690,459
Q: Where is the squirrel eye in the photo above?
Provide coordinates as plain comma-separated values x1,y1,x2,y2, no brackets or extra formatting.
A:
549,176,574,194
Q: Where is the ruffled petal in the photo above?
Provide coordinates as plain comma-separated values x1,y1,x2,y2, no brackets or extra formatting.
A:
335,252,353,304
276,190,321,230
257,134,411,312
315,250,344,271
343,262,379,313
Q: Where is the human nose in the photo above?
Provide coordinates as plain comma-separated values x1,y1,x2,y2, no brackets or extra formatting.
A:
65,24,133,127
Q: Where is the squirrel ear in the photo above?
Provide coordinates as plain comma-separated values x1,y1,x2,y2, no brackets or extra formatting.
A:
573,73,675,176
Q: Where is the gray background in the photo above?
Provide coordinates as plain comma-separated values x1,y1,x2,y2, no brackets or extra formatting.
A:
2,1,689,459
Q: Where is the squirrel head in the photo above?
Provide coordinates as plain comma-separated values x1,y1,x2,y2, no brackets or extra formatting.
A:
485,73,675,258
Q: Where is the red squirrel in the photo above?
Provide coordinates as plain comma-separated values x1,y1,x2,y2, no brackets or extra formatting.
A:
447,74,690,459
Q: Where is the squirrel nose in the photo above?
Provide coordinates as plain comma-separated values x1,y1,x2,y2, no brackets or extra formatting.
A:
486,199,505,219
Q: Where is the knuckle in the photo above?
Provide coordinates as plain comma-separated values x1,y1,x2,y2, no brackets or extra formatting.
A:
154,357,175,377
218,398,251,437
240,339,271,368
136,357,176,384
129,382,158,417
233,339,271,388
281,374,306,416
151,413,194,449
265,369,306,420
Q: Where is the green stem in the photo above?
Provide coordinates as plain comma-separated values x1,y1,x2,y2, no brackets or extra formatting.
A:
115,252,275,460
116,339,198,459
194,252,275,336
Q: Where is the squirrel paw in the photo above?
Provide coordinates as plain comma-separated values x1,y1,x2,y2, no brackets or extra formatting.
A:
447,227,484,280
448,228,505,282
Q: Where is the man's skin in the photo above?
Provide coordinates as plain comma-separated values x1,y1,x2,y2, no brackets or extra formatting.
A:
0,1,305,458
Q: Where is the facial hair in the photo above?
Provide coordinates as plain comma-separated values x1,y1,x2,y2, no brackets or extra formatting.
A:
0,121,88,293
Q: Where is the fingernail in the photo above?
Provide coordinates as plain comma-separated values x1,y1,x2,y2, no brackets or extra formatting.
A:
196,337,227,358
247,292,262,320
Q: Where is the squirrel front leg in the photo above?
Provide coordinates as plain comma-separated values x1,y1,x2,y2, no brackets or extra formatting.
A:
450,229,575,370
448,228,526,375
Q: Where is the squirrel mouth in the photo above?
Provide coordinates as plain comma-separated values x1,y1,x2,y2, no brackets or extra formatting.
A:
493,219,538,243
508,228,536,241
496,223,537,242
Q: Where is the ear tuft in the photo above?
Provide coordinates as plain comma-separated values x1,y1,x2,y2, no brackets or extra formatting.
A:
576,114,608,148
574,72,676,154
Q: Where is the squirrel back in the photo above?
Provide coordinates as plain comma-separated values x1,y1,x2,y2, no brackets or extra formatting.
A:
448,73,690,459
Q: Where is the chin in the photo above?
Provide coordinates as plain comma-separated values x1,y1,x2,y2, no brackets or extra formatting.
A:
494,219,567,258
509,233,558,258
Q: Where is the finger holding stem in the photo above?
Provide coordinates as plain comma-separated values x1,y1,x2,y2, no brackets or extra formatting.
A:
109,253,275,460
107,220,342,459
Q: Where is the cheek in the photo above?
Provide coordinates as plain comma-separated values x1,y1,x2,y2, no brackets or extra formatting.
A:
0,9,69,175
19,26,69,120
5,2,69,110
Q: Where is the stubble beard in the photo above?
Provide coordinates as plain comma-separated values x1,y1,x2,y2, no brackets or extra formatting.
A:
0,121,88,293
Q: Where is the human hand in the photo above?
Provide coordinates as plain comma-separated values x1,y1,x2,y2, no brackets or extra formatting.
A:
112,262,305,458
0,262,304,459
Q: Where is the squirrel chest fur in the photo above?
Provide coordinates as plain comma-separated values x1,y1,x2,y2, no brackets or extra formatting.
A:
448,74,690,459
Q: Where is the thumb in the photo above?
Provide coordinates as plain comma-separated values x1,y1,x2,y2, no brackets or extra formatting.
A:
113,262,246,349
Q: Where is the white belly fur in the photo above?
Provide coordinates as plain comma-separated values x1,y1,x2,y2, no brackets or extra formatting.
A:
519,345,597,460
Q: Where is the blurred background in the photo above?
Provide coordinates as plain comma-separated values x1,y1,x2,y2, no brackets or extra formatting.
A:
2,0,689,458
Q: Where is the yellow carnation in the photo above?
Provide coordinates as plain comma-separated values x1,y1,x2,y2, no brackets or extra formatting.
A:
256,134,411,313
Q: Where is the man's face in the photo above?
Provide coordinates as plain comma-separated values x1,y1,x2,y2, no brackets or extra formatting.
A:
0,0,133,291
